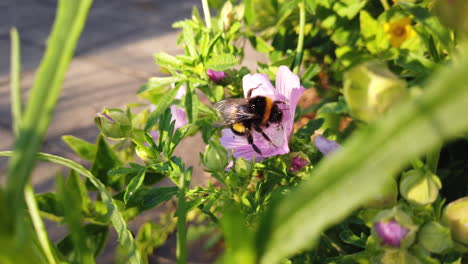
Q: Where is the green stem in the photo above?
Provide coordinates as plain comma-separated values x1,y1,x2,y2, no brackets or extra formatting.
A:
380,0,390,10
293,0,306,75
10,27,22,136
201,0,212,29
426,144,441,173
176,170,188,264
321,232,346,255
25,184,57,264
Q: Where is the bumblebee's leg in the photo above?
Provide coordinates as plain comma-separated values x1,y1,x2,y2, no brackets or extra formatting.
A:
273,100,287,105
252,124,277,147
246,84,262,99
245,127,262,155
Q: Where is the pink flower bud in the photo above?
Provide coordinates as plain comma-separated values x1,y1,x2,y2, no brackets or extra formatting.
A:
206,69,227,83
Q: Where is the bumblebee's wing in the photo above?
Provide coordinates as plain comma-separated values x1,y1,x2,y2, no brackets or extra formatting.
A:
213,98,255,127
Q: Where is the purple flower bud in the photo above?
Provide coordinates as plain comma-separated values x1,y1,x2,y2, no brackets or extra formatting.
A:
290,155,309,172
374,219,409,247
207,69,227,83
314,135,340,155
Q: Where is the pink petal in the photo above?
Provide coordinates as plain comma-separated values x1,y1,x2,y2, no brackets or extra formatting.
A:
170,105,188,130
275,66,306,137
242,73,277,99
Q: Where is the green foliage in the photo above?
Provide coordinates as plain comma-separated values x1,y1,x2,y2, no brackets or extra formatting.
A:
4,0,468,263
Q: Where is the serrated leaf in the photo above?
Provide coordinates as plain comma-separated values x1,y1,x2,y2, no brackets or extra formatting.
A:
184,84,198,124
182,22,198,57
57,224,108,263
90,136,123,188
154,52,183,70
138,75,185,94
141,187,178,211
67,170,91,214
62,135,96,161
205,54,239,71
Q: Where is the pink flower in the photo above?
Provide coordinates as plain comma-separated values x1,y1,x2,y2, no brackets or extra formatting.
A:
207,69,227,84
219,66,305,162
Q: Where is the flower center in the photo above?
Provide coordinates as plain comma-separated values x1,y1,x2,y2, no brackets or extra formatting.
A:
393,26,406,37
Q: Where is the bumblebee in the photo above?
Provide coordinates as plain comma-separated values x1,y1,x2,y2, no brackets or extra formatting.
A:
214,86,285,155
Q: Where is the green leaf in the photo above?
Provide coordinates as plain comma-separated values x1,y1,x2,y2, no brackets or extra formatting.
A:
57,224,108,262
334,0,367,19
249,35,274,53
138,75,186,94
62,135,96,161
244,0,254,25
184,83,199,124
67,170,91,214
36,192,64,220
57,171,94,263
182,22,198,57
339,230,366,248
256,45,468,263
295,118,324,139
220,205,256,264
4,0,93,237
90,136,123,188
359,11,388,53
141,186,178,211
124,168,146,204
302,64,321,81
0,151,143,263
205,54,239,71
154,52,183,70
202,32,222,60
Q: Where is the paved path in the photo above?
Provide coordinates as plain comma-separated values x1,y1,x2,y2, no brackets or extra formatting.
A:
0,0,264,262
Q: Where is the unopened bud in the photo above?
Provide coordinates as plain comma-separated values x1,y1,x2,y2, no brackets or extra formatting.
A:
418,221,453,253
372,208,417,248
233,157,253,178
95,108,132,139
202,140,229,172
343,61,407,122
399,169,441,206
442,197,468,245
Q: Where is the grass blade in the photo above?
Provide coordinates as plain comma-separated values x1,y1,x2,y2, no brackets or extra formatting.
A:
10,27,22,136
24,185,58,264
0,151,143,264
5,0,93,236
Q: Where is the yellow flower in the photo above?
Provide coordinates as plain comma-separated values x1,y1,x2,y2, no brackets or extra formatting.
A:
383,17,415,48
